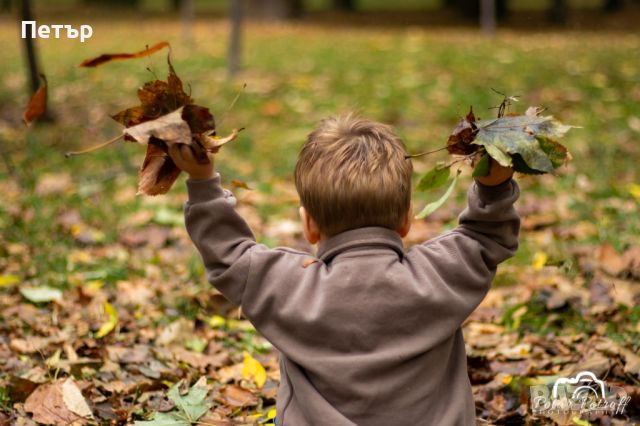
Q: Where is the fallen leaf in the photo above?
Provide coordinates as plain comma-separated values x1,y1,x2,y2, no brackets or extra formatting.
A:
20,286,63,303
242,351,267,388
95,301,118,338
24,379,92,424
79,41,169,67
22,74,47,126
216,384,258,408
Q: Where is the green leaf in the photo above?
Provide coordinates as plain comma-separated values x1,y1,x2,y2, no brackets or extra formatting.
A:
134,412,190,426
416,165,449,192
167,377,210,421
472,154,491,177
20,286,63,303
472,115,573,173
415,171,460,219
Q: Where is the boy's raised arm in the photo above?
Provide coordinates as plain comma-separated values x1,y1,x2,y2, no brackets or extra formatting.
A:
170,145,259,306
406,160,520,339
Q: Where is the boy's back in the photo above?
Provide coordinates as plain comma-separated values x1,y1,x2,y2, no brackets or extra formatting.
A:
171,115,520,425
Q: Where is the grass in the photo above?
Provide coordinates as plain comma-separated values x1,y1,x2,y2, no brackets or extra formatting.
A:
0,16,639,294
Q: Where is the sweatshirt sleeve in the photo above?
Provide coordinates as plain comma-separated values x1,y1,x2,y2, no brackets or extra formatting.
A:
405,178,520,333
183,173,264,306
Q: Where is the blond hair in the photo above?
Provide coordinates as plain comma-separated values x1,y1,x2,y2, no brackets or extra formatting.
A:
294,114,413,237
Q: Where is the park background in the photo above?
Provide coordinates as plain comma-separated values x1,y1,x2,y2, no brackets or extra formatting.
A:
0,0,639,424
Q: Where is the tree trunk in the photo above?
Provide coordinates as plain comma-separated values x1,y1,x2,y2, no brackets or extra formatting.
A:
181,0,194,41
1,0,12,12
228,0,243,77
549,0,567,23
603,0,622,12
248,0,303,20
333,0,356,11
20,0,40,94
479,0,496,35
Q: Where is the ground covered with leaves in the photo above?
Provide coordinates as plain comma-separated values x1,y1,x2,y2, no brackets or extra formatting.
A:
0,13,639,426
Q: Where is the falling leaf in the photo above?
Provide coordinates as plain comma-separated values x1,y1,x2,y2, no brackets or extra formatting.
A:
79,41,170,67
231,180,252,190
415,170,461,219
242,351,267,388
22,74,47,126
95,301,118,338
20,286,63,303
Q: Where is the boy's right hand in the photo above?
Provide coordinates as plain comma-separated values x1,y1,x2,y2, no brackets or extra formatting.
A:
169,143,215,181
474,157,514,187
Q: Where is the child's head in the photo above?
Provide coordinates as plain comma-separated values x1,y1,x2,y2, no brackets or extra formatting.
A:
294,114,413,243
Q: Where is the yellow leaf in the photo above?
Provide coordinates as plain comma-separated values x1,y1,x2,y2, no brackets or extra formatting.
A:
572,417,592,426
629,183,640,201
209,314,226,328
95,302,118,338
532,251,548,270
0,275,19,287
502,374,513,385
242,351,267,388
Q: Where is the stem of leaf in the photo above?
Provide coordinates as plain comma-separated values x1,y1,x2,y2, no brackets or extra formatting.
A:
404,146,448,159
64,134,123,158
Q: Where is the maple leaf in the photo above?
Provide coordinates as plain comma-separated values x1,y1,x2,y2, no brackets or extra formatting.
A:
472,113,573,173
69,50,241,195
22,74,47,126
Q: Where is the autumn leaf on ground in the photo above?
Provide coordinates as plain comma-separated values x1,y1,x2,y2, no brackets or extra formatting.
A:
135,377,210,426
79,41,169,67
22,74,47,126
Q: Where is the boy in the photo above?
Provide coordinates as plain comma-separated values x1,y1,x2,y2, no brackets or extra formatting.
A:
168,114,520,426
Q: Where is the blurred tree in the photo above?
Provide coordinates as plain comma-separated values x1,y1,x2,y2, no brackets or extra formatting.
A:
1,0,11,12
603,0,622,11
549,0,567,23
228,0,243,77
333,0,356,11
447,0,508,20
20,0,41,95
82,0,139,7
248,0,303,20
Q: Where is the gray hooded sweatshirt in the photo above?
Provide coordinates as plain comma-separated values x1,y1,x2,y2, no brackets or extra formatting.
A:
184,173,520,426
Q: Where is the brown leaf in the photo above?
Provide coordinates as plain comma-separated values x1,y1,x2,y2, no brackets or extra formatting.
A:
597,243,626,276
79,41,169,67
137,142,182,196
24,379,92,425
124,107,192,146
446,107,478,155
22,74,47,126
216,385,258,408
231,180,252,190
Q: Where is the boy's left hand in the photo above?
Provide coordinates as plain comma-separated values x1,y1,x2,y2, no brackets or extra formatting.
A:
169,143,215,181
474,156,514,186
